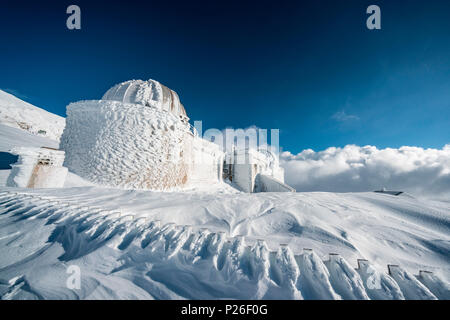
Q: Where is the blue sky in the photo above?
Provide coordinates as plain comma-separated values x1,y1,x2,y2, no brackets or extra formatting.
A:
0,0,449,153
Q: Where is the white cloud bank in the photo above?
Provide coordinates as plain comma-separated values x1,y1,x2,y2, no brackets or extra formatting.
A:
280,144,450,199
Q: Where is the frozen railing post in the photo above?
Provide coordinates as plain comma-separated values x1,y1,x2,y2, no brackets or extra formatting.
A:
419,270,433,277
328,253,341,262
387,264,399,276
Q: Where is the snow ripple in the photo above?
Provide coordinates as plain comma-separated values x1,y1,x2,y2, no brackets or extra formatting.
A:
0,191,448,299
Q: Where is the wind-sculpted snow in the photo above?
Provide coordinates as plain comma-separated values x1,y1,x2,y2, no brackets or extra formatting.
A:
296,249,341,299
417,270,450,299
0,190,448,300
356,259,404,300
324,253,370,300
387,265,437,300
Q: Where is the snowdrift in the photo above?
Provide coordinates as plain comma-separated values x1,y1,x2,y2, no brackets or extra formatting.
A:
0,189,448,300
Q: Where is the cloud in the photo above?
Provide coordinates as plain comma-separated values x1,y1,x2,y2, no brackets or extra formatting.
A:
280,144,450,199
331,110,359,122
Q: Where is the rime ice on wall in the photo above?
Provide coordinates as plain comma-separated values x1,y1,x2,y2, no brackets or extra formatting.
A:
60,80,223,190
61,100,189,190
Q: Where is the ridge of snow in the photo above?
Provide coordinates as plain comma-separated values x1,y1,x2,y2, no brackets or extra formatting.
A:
0,90,65,141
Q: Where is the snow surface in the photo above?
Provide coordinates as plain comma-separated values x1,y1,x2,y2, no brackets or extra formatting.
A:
0,186,448,299
0,90,65,141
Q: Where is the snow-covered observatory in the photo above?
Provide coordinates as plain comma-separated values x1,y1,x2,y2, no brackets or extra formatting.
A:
61,78,293,192
61,79,224,190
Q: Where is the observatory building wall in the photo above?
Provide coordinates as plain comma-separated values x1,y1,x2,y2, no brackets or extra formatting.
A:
61,100,190,190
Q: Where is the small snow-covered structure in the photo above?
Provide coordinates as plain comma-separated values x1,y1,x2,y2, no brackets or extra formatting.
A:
224,148,295,193
61,79,223,190
6,147,68,188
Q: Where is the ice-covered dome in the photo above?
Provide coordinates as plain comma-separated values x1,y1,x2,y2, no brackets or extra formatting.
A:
102,79,188,120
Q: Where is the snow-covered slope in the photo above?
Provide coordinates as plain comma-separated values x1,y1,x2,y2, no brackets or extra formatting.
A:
0,90,65,141
0,124,59,151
